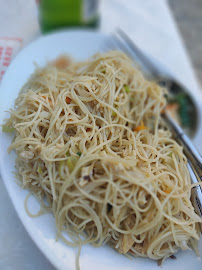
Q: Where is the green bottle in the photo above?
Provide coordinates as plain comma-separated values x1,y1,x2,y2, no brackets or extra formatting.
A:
39,0,99,33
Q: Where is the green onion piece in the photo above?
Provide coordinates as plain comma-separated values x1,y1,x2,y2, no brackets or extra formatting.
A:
77,152,82,157
168,153,172,158
112,111,117,116
123,85,130,93
66,156,78,173
2,124,14,133
37,167,43,174
66,151,70,157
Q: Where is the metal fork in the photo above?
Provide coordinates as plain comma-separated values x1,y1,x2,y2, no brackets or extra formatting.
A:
105,29,202,229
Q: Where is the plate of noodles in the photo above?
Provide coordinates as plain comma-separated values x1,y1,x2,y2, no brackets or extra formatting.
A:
0,30,201,270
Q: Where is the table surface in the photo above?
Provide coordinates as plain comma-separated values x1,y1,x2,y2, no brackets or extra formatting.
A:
0,1,201,270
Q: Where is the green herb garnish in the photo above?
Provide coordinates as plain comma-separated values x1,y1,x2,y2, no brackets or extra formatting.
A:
123,85,130,93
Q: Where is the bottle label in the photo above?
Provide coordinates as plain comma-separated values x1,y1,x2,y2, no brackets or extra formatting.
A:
83,0,99,22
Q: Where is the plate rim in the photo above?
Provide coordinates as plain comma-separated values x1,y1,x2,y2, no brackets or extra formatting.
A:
0,29,201,270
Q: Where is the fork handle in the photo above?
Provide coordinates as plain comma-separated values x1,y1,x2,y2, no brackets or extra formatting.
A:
188,161,202,231
116,28,162,78
163,111,202,179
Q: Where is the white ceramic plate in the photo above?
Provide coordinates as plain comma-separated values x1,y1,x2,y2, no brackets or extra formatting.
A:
0,30,201,270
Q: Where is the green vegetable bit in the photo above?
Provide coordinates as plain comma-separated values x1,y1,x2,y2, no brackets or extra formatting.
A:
66,156,78,172
77,152,82,157
166,93,191,128
123,85,130,93
112,111,117,116
167,152,172,158
37,166,43,174
2,124,14,133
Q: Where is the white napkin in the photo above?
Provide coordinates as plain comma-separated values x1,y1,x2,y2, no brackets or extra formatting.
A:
0,0,40,81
